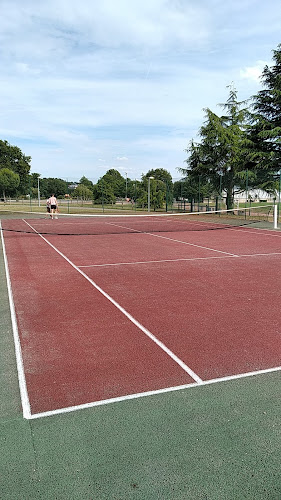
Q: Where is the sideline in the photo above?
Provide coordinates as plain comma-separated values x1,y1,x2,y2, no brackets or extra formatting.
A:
0,221,31,419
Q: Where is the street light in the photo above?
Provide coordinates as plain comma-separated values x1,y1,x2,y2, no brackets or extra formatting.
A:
37,174,41,207
125,172,128,199
148,176,154,212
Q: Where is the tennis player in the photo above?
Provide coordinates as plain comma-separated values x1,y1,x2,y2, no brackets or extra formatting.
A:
47,194,58,219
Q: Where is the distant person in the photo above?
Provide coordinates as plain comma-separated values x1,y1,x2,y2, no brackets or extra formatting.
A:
47,194,58,219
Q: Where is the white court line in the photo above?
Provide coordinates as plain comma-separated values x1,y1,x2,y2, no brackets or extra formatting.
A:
27,365,281,420
107,222,239,257
239,252,281,257
78,255,237,268
225,226,281,237
23,219,203,385
0,222,31,419
77,251,281,268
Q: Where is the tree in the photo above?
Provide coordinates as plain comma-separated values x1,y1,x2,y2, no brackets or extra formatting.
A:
102,169,125,198
129,180,145,206
140,174,165,210
40,178,68,198
79,176,94,190
0,168,20,200
72,184,93,200
179,140,215,208
94,178,115,204
93,169,128,204
182,86,251,209
145,168,173,208
0,140,31,194
250,44,281,180
174,175,213,209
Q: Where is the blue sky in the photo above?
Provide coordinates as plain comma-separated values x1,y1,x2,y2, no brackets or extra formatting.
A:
1,0,281,182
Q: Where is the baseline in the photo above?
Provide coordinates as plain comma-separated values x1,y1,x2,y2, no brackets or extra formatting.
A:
27,365,281,420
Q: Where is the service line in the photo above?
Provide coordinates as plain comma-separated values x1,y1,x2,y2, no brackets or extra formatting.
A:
77,251,281,269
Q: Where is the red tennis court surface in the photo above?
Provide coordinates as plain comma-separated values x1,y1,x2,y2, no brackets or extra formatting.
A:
2,217,281,418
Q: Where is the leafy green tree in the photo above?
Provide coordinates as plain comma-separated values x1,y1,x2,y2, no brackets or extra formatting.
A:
93,169,129,203
182,87,251,209
79,176,94,191
0,168,20,200
102,169,125,197
249,44,281,183
125,179,135,199
41,178,68,198
72,184,93,200
179,141,216,207
30,172,41,188
151,181,165,211
94,178,115,204
141,175,166,210
27,173,42,200
145,168,173,207
0,140,31,194
129,180,145,206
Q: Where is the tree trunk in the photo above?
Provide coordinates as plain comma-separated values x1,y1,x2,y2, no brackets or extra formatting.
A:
225,172,234,210
226,189,234,210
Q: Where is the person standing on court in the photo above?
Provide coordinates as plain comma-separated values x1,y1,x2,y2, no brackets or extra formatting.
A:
47,194,58,219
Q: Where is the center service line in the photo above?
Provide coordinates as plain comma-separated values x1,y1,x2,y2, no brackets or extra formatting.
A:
23,220,203,386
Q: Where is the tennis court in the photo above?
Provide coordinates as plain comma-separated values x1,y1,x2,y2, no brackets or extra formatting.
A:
1,209,281,498
1,209,281,418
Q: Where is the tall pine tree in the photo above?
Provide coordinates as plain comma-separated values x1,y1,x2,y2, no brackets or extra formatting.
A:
250,44,281,177
182,86,250,209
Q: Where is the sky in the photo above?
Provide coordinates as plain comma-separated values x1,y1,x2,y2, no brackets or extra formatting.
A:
1,0,281,183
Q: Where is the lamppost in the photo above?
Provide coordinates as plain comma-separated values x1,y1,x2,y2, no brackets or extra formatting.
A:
148,176,154,212
125,172,128,199
37,174,41,207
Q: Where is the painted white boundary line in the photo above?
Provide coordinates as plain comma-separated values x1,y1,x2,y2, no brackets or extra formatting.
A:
28,365,281,420
77,251,281,268
107,222,239,257
78,254,237,268
0,221,31,419
23,219,203,383
225,226,281,237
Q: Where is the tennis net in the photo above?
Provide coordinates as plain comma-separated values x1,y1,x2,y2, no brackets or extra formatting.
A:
0,205,276,236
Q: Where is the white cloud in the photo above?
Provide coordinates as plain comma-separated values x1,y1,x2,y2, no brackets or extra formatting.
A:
240,60,267,83
1,0,281,181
